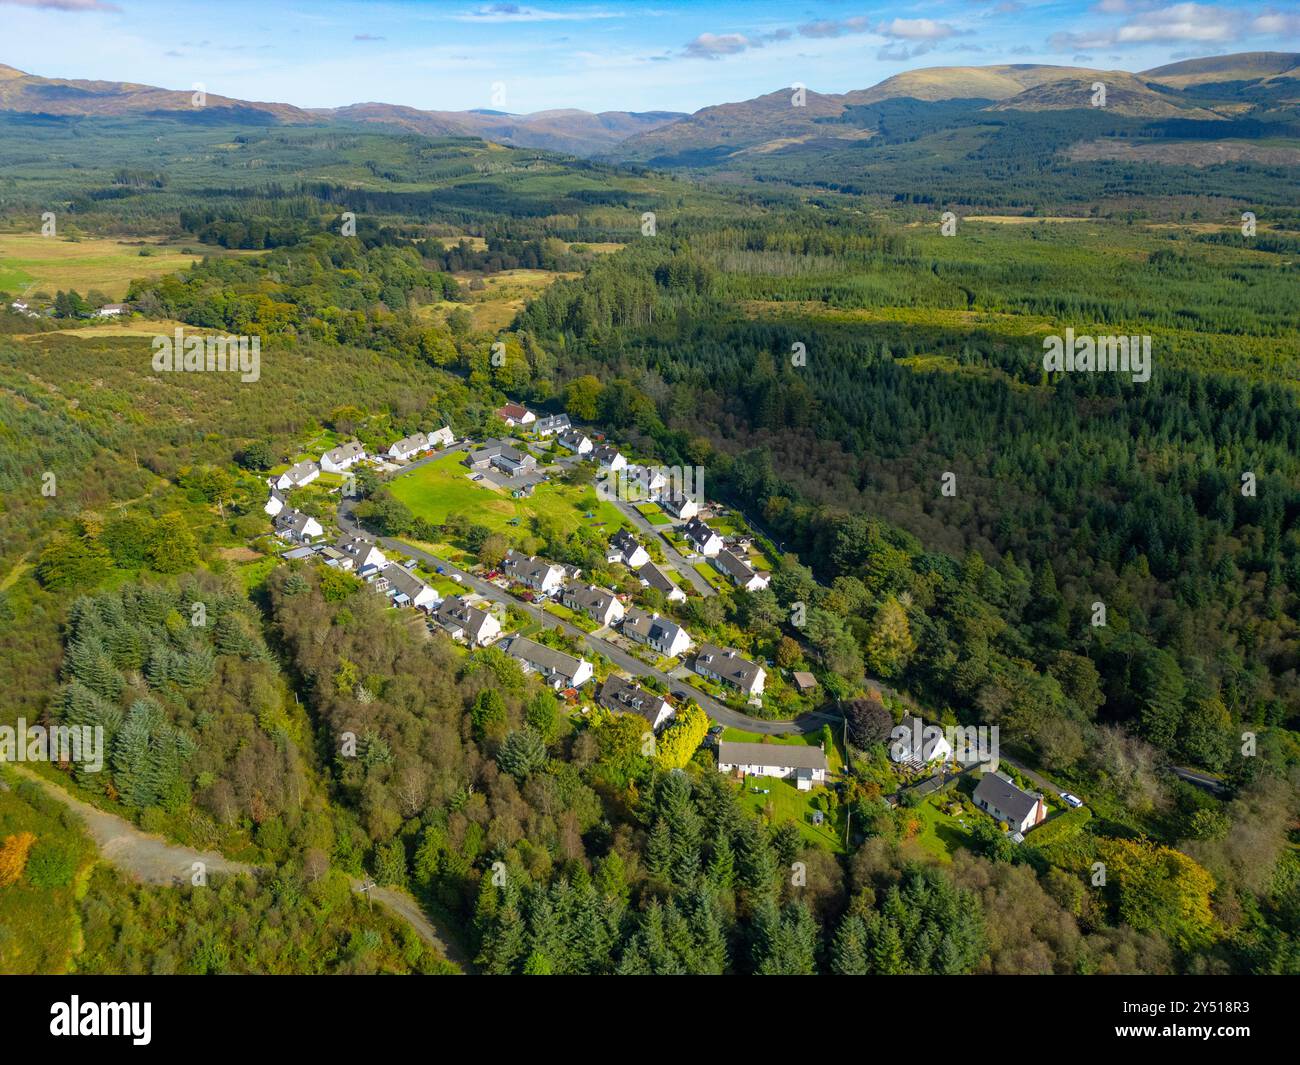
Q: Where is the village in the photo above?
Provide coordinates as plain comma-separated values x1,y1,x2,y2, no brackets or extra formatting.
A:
260,398,1079,855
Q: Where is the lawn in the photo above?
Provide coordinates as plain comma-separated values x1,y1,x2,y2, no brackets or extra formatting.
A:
389,451,629,541
735,776,844,854
0,234,204,301
902,793,978,862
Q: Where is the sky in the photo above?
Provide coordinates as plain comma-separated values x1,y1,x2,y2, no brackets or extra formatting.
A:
1,0,1297,115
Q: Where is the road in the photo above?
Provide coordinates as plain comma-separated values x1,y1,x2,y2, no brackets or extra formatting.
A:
338,498,834,736
8,764,474,972
610,497,716,598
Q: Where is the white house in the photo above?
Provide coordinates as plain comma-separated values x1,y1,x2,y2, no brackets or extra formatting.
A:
433,595,502,646
275,509,323,543
694,643,766,696
532,413,570,437
599,675,675,733
594,444,627,472
622,608,693,658
713,548,770,592
320,441,365,473
428,425,455,449
273,461,320,491
889,715,954,767
973,772,1047,834
380,562,440,611
608,528,650,569
561,583,625,627
96,303,128,317
464,439,536,477
628,465,667,496
717,741,828,791
336,534,387,575
387,431,429,461
662,493,700,522
637,561,687,603
264,489,287,517
683,517,724,557
501,550,569,594
557,428,593,456
496,403,536,428
505,636,593,689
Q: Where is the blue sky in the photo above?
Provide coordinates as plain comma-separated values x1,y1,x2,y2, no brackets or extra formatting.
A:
1,0,1297,114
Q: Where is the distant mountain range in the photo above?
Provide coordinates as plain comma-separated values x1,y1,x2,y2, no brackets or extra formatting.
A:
1,52,1297,161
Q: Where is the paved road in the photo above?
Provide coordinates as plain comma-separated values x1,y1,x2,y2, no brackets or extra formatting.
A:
1172,765,1228,795
339,500,833,736
8,764,473,972
611,498,716,598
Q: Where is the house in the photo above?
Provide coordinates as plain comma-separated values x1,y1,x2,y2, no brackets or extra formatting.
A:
380,562,440,611
622,608,692,658
694,643,766,696
464,439,536,477
683,517,724,557
433,595,502,646
792,671,818,694
661,493,700,522
598,675,675,732
712,547,770,592
274,509,323,543
593,444,627,472
716,741,828,791
428,425,456,449
637,561,687,603
496,403,535,428
889,715,954,767
557,428,594,456
320,441,365,473
504,636,593,689
628,465,667,496
501,550,569,594
264,489,287,517
973,772,1047,834
561,583,625,627
336,535,387,575
608,529,650,569
387,431,429,461
273,461,320,491
532,413,570,437
96,303,128,317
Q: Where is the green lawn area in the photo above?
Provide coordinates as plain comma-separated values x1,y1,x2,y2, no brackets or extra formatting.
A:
736,776,844,853
545,601,598,631
636,502,672,526
693,562,727,590
903,793,977,862
389,452,628,541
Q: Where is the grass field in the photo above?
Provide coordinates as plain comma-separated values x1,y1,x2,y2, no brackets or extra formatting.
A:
423,268,580,332
902,793,978,862
0,235,204,300
389,451,629,541
735,775,844,853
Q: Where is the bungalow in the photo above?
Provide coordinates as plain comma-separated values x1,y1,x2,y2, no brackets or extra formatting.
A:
532,413,571,437
433,595,502,646
273,461,320,491
380,562,440,611
889,714,954,767
561,583,625,627
628,465,667,496
661,493,700,522
622,608,692,659
320,441,365,473
264,489,287,517
464,439,536,477
428,425,456,449
637,561,687,603
557,428,594,456
683,517,724,557
716,741,828,791
973,772,1047,834
593,444,627,472
694,643,766,696
712,548,770,592
598,674,675,733
504,636,593,689
96,303,128,317
336,535,387,575
387,431,429,461
496,403,535,428
274,509,323,543
501,550,569,595
608,528,650,569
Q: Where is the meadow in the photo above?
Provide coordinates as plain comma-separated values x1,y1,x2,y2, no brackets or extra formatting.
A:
0,234,202,300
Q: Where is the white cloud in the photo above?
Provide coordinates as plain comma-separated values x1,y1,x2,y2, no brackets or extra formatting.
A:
877,18,958,41
682,32,755,59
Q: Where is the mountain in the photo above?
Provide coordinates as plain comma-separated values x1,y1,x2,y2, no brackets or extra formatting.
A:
1141,51,1300,89
0,64,684,156
987,71,1222,118
841,64,1101,105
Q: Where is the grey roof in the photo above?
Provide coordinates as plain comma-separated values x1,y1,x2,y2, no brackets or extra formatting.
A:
562,583,620,617
663,492,696,514
336,534,380,558
281,460,318,484
637,561,677,594
610,528,642,555
695,643,763,688
503,549,562,584
974,772,1042,823
623,608,687,648
558,427,591,448
505,636,585,677
717,741,826,772
434,595,495,638
381,562,434,602
275,508,318,536
467,438,532,466
683,516,719,546
713,548,756,582
391,431,428,453
323,441,364,464
534,413,570,432
594,444,623,465
598,675,672,727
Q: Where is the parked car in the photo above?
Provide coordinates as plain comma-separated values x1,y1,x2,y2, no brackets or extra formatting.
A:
672,689,691,702
1059,792,1084,808
708,725,724,737
435,566,446,574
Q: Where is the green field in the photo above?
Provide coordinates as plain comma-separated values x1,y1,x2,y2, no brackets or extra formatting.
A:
736,776,844,854
0,234,204,301
389,451,629,540
903,793,978,862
